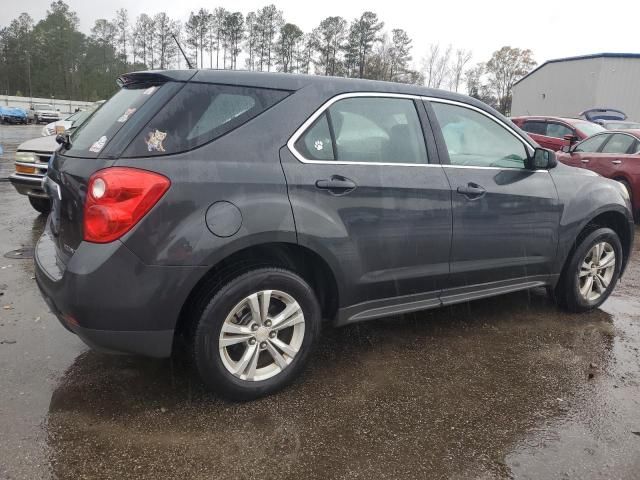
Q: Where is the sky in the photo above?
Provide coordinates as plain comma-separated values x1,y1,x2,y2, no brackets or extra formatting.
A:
1,0,637,69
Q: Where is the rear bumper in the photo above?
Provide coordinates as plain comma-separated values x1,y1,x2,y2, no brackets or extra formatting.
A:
9,173,47,198
2,116,27,124
34,222,207,358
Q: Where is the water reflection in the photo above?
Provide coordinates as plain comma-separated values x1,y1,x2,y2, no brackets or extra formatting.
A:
46,290,616,479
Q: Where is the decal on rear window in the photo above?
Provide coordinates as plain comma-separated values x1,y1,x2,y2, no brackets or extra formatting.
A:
89,136,107,153
145,129,167,152
117,108,136,123
143,86,157,96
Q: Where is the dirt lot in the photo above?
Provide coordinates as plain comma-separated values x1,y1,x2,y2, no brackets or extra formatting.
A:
0,125,639,479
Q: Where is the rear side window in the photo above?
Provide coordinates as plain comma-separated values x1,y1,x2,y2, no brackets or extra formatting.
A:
124,83,289,157
294,96,428,164
522,121,546,135
601,133,636,154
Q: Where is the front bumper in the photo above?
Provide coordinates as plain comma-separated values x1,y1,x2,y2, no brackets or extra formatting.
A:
34,222,207,358
2,116,27,124
9,173,48,198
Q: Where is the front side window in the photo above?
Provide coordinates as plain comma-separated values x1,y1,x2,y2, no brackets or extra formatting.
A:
601,134,636,154
574,134,609,153
294,96,428,164
124,83,289,157
431,102,528,169
546,123,573,139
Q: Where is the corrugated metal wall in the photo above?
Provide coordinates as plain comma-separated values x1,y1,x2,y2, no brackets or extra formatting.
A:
511,57,640,121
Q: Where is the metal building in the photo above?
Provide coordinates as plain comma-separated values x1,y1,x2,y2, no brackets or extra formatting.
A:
511,53,640,121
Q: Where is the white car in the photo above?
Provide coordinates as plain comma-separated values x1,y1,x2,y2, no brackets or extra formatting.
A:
41,101,105,136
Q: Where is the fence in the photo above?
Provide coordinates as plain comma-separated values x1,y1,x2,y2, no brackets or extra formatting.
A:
1,95,94,115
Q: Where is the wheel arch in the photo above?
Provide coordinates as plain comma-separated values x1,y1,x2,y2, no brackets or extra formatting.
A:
173,241,341,341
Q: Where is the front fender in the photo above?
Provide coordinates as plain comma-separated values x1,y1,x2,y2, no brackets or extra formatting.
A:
551,163,634,276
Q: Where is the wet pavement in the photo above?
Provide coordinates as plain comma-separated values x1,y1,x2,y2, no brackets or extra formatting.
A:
1,124,639,479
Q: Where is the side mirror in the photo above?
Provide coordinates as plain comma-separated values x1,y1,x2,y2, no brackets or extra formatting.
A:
530,147,557,170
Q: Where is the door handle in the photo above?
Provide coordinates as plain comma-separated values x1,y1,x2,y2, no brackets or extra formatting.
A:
581,159,590,163
457,182,486,199
315,176,357,194
612,160,622,165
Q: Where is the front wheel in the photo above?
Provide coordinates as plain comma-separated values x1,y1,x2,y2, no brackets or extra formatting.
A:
555,227,622,312
192,268,321,400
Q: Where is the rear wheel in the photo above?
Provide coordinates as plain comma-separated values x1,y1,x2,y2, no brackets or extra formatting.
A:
555,227,622,312
28,196,51,215
192,268,321,400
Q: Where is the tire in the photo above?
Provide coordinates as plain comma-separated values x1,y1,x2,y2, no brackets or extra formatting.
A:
29,196,51,215
193,268,321,400
555,227,622,312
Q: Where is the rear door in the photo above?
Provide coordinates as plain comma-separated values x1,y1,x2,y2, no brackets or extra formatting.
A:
593,133,638,179
426,99,561,295
281,94,452,312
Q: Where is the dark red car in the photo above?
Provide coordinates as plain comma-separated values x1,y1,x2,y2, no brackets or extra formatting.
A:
511,116,605,151
557,130,640,215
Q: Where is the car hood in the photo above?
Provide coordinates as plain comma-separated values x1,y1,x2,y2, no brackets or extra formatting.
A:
18,135,59,153
36,109,59,115
2,108,26,116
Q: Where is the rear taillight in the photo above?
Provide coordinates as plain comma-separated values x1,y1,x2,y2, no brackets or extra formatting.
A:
83,167,170,243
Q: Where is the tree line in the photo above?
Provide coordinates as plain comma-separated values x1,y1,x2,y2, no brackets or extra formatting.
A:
0,1,536,114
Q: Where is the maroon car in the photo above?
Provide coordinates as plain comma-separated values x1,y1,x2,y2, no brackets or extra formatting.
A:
557,130,640,215
511,116,605,151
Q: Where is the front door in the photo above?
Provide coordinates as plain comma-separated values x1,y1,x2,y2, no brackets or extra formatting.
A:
281,95,452,314
426,100,562,297
564,133,611,170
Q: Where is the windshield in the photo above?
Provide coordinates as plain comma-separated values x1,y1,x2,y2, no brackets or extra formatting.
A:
575,122,605,136
64,84,164,158
35,104,53,110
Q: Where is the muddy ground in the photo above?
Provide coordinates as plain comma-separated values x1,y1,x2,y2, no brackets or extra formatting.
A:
0,125,639,479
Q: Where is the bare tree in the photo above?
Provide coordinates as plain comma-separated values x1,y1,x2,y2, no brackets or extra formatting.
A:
113,9,128,64
154,13,179,69
450,49,472,92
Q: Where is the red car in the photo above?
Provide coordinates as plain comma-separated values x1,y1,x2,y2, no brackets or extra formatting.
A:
511,116,605,151
557,130,640,215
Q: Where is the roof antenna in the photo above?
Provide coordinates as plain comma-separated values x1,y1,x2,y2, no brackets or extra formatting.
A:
172,33,193,69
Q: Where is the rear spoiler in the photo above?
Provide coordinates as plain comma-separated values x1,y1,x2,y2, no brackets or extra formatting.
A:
116,70,196,88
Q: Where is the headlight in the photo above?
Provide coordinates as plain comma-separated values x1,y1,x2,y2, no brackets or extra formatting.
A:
42,126,52,136
16,151,37,163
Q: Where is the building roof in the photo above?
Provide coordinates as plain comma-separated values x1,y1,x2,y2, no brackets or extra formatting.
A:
514,52,640,87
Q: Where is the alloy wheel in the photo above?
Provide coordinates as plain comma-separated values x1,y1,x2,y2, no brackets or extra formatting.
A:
578,241,616,302
218,290,305,382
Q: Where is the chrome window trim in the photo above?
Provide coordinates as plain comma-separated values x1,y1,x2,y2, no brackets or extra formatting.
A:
287,92,537,169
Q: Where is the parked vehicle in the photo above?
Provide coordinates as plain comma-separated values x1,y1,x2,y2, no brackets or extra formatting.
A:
511,116,605,151
0,106,28,124
599,120,640,130
9,105,98,214
557,130,640,216
36,71,634,400
27,103,60,124
41,101,105,136
579,108,627,125
8,135,57,213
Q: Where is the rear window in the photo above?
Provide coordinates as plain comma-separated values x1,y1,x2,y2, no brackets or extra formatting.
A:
123,83,290,157
64,84,161,158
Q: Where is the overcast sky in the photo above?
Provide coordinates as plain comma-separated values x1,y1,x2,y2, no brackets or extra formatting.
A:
1,0,637,69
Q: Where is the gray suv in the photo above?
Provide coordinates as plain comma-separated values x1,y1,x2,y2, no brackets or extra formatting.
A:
36,70,634,400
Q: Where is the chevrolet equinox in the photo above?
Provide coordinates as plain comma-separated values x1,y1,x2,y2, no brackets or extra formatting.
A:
36,70,634,400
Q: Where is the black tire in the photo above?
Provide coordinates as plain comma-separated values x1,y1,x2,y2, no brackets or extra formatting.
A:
193,268,321,401
555,227,622,312
29,196,51,215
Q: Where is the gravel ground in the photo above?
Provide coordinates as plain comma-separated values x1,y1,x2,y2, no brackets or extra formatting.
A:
0,124,639,479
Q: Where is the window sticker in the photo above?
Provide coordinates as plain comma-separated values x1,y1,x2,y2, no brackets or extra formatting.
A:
314,140,324,151
89,136,107,153
143,86,157,96
145,129,167,152
117,107,137,123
